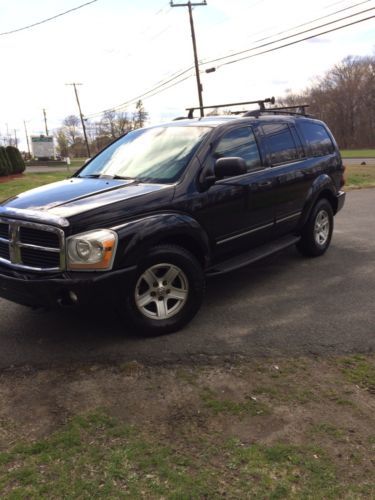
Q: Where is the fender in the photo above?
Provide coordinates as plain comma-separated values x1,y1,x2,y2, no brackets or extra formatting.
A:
112,212,211,268
298,174,337,230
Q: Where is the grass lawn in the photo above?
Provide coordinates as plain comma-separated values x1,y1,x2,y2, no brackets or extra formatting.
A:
69,158,86,169
0,172,69,202
345,164,375,190
340,149,375,158
0,355,374,498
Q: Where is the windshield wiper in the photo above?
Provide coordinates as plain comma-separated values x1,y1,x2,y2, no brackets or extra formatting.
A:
78,174,102,178
110,175,138,181
78,174,138,181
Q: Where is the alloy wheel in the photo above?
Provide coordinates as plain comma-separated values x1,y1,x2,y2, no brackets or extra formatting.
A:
135,263,189,320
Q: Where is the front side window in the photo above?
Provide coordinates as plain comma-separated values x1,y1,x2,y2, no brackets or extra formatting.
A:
299,122,335,157
214,127,261,172
262,123,299,165
77,126,211,183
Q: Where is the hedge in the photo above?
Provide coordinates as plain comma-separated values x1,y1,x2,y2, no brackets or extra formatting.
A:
6,146,25,174
0,147,11,176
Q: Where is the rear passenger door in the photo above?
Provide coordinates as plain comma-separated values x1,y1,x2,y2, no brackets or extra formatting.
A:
261,122,310,235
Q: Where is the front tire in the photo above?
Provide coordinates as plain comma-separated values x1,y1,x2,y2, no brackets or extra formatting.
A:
123,245,205,335
297,199,334,257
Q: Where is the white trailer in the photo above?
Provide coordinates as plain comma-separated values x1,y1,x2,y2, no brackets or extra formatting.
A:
31,135,55,160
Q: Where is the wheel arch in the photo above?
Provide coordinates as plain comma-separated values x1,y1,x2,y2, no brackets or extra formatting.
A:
154,234,207,267
298,174,338,230
315,188,338,213
115,213,211,269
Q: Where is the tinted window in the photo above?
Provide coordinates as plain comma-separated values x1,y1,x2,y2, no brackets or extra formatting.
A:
299,122,335,157
214,127,261,172
262,123,299,165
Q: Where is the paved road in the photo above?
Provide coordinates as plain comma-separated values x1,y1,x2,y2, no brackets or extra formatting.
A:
26,166,79,174
0,189,374,369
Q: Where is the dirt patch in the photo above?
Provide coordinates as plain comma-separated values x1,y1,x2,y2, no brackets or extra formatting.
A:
0,355,374,497
0,174,23,184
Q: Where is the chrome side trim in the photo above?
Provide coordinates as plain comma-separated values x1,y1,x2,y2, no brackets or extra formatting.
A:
217,222,274,245
0,207,69,227
276,212,302,224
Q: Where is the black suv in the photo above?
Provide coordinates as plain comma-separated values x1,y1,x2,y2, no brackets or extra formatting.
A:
0,101,345,334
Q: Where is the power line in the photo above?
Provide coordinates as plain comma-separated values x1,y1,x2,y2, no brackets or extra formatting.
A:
121,3,374,114
137,6,173,39
196,0,368,61
0,0,98,37
130,74,194,102
86,3,374,119
86,3,203,119
86,65,195,118
250,0,372,45
86,74,195,120
215,14,375,70
201,5,375,67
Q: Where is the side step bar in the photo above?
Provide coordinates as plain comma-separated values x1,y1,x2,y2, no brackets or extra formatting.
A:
206,235,300,277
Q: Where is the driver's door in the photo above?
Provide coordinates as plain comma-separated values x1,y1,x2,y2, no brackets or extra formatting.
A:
196,125,276,258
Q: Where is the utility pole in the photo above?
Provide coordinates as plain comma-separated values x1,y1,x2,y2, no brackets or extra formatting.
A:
14,129,18,148
65,82,91,157
24,121,31,158
43,108,49,136
171,1,207,117
6,123,10,145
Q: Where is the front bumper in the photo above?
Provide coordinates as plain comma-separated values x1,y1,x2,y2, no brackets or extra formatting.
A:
336,190,346,213
0,265,136,308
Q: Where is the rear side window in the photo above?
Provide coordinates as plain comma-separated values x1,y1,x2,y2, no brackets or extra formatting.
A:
299,122,335,157
214,127,261,172
262,123,299,165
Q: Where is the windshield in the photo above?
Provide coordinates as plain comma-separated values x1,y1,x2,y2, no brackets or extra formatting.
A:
77,125,211,183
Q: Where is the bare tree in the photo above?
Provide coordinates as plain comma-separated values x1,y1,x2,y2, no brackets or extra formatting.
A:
116,111,131,135
99,110,132,139
55,128,69,157
132,100,148,129
63,115,81,145
278,55,375,149
101,111,117,139
58,102,149,157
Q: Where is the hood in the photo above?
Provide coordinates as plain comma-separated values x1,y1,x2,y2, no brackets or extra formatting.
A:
0,178,172,220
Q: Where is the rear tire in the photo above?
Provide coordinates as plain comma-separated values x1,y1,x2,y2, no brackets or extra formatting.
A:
297,198,333,257
123,245,205,335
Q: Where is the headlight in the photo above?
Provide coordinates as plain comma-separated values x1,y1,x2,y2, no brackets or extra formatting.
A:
66,229,118,271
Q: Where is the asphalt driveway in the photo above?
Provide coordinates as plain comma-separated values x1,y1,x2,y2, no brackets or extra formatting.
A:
0,189,374,369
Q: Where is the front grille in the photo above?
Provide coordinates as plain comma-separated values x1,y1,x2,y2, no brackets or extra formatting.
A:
0,218,64,271
19,227,60,249
21,248,60,268
0,223,8,239
0,241,10,260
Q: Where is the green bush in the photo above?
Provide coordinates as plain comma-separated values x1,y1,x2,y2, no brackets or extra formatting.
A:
0,147,11,176
15,148,26,174
6,146,25,174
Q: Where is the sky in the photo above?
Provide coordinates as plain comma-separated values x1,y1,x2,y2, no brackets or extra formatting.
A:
0,0,374,150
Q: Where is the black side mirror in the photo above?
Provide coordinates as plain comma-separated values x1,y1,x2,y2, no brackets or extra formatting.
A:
214,157,247,179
